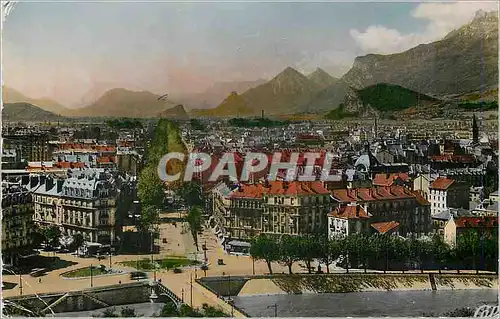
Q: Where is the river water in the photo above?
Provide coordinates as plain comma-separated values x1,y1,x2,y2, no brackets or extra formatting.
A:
233,290,498,317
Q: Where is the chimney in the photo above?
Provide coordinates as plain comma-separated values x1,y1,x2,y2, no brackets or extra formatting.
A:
356,205,360,217
283,181,289,190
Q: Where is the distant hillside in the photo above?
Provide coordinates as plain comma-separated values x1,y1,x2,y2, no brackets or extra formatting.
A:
69,88,177,118
191,91,254,117
158,104,189,120
193,67,334,117
307,68,338,90
175,79,266,110
326,83,440,120
304,80,350,112
3,102,66,122
342,10,498,96
2,86,69,115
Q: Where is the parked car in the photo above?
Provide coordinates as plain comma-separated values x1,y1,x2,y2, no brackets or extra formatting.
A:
173,268,182,274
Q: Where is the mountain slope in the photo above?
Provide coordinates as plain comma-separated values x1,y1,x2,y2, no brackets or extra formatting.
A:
158,104,189,120
2,86,69,115
174,79,266,110
342,10,498,96
191,91,253,117
3,102,66,122
195,67,326,117
307,68,338,90
304,80,350,112
69,88,177,118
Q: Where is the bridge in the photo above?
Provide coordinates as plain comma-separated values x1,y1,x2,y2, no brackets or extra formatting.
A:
3,281,184,316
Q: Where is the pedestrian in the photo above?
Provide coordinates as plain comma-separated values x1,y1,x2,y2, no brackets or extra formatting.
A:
38,278,42,283
158,278,162,283
119,280,121,284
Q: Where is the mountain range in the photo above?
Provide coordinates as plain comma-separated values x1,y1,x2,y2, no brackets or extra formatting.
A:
2,86,69,115
3,10,498,120
342,10,498,97
3,102,66,122
66,88,181,118
174,79,267,110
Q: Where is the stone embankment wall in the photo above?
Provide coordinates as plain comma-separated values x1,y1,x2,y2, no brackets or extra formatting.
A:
232,274,498,296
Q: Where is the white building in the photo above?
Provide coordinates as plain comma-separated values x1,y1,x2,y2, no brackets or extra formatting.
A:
429,177,470,216
327,203,371,238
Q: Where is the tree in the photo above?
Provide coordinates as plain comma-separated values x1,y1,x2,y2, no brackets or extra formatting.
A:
101,307,119,317
250,234,279,274
72,233,85,249
201,303,229,317
138,205,160,232
297,234,320,273
186,206,203,250
318,236,341,274
137,166,165,209
41,226,61,247
278,235,301,274
120,307,136,317
431,233,450,273
175,181,204,207
456,230,480,271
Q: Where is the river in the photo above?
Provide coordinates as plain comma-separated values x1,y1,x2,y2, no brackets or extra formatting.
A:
233,290,498,317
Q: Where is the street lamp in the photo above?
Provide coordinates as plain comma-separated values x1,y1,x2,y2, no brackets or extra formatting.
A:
252,257,255,275
90,264,94,288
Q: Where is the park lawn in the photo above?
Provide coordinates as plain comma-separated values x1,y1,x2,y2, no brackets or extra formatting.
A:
120,257,199,271
62,266,107,278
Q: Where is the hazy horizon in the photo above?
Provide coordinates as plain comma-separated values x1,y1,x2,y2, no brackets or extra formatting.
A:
3,1,498,108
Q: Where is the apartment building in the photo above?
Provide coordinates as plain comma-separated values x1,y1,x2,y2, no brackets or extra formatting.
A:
3,132,52,162
331,186,432,237
2,180,35,265
227,181,331,240
30,168,118,244
327,203,371,238
429,177,470,216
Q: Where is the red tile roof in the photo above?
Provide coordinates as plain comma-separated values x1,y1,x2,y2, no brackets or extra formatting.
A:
371,221,400,234
54,161,86,169
230,181,330,199
372,173,410,187
332,186,423,203
430,177,455,190
429,154,475,163
456,217,498,228
329,205,370,219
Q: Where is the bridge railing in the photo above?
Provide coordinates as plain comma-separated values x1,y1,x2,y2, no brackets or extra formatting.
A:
156,282,183,307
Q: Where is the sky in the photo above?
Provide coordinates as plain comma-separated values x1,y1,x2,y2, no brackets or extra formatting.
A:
2,0,498,107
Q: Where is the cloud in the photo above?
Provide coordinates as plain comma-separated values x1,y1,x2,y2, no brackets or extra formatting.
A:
350,1,498,54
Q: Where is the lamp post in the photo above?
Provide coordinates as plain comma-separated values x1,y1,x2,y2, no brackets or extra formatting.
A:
19,274,22,296
190,272,193,307
267,303,278,317
252,257,255,275
90,264,93,288
203,241,208,262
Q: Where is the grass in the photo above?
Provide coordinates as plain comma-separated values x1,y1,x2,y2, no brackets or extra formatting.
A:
120,257,200,271
62,266,107,278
